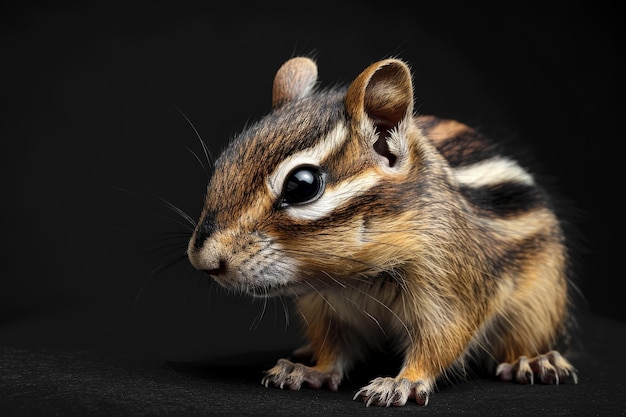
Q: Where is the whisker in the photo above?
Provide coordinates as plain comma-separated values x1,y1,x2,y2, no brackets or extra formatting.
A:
278,295,290,330
148,253,190,277
134,253,190,307
321,271,347,288
119,235,188,270
344,281,414,348
304,280,336,313
173,105,215,175
113,185,197,230
182,144,210,180
183,264,208,308
299,310,310,327
153,194,197,229
152,212,195,233
250,295,268,330
206,279,218,310
139,242,188,263
343,296,387,337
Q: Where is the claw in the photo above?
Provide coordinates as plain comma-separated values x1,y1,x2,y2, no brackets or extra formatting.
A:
262,358,341,391
354,377,431,407
497,350,577,385
515,356,533,384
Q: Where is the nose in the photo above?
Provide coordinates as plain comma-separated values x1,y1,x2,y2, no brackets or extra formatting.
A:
188,210,227,274
187,245,228,275
205,258,227,276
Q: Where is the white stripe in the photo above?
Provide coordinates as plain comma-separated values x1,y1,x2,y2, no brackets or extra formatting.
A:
267,123,348,196
453,157,535,187
286,174,379,221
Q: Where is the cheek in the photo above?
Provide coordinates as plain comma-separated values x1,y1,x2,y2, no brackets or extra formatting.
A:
268,218,372,276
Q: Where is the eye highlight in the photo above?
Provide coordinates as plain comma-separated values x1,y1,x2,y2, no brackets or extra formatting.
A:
281,165,325,206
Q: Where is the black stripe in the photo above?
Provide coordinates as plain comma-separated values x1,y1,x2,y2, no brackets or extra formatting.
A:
435,130,501,168
416,116,440,132
491,232,558,285
459,182,546,218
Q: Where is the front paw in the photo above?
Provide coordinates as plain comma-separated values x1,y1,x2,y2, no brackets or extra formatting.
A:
354,377,430,407
261,358,342,391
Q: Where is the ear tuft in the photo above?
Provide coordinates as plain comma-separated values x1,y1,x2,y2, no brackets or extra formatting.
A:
345,59,414,168
272,57,318,108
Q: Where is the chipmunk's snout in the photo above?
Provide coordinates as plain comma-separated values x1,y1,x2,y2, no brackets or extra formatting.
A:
188,210,226,274
187,241,228,276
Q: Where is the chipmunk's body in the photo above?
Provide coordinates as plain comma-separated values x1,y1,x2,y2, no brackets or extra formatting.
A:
187,57,577,406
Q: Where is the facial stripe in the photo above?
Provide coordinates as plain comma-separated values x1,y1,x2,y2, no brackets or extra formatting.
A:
193,209,218,249
267,123,348,197
286,173,380,221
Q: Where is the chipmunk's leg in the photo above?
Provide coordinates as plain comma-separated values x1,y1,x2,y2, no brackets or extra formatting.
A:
354,329,464,407
261,314,351,392
353,318,476,407
496,350,578,385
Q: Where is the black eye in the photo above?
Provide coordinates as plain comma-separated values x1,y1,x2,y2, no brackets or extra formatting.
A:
282,165,325,206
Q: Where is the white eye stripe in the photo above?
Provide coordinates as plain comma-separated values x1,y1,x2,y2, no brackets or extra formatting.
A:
286,174,379,221
268,154,321,197
267,123,348,197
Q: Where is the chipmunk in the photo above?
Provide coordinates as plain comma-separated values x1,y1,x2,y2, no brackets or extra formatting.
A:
187,56,578,407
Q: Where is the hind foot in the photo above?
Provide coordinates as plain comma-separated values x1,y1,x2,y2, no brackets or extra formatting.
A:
496,350,578,384
261,358,342,391
353,377,431,407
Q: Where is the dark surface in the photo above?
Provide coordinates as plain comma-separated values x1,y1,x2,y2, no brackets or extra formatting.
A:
1,312,625,416
1,2,624,417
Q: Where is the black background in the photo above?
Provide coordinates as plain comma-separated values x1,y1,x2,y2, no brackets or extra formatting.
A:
1,1,623,365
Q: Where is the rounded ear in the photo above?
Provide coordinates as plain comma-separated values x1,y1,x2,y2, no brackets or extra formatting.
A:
272,57,318,108
345,59,414,129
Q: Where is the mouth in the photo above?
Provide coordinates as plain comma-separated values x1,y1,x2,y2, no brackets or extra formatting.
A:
205,272,309,298
206,267,346,298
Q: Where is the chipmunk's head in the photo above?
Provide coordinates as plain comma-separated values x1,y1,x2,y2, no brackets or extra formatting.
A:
187,56,426,297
